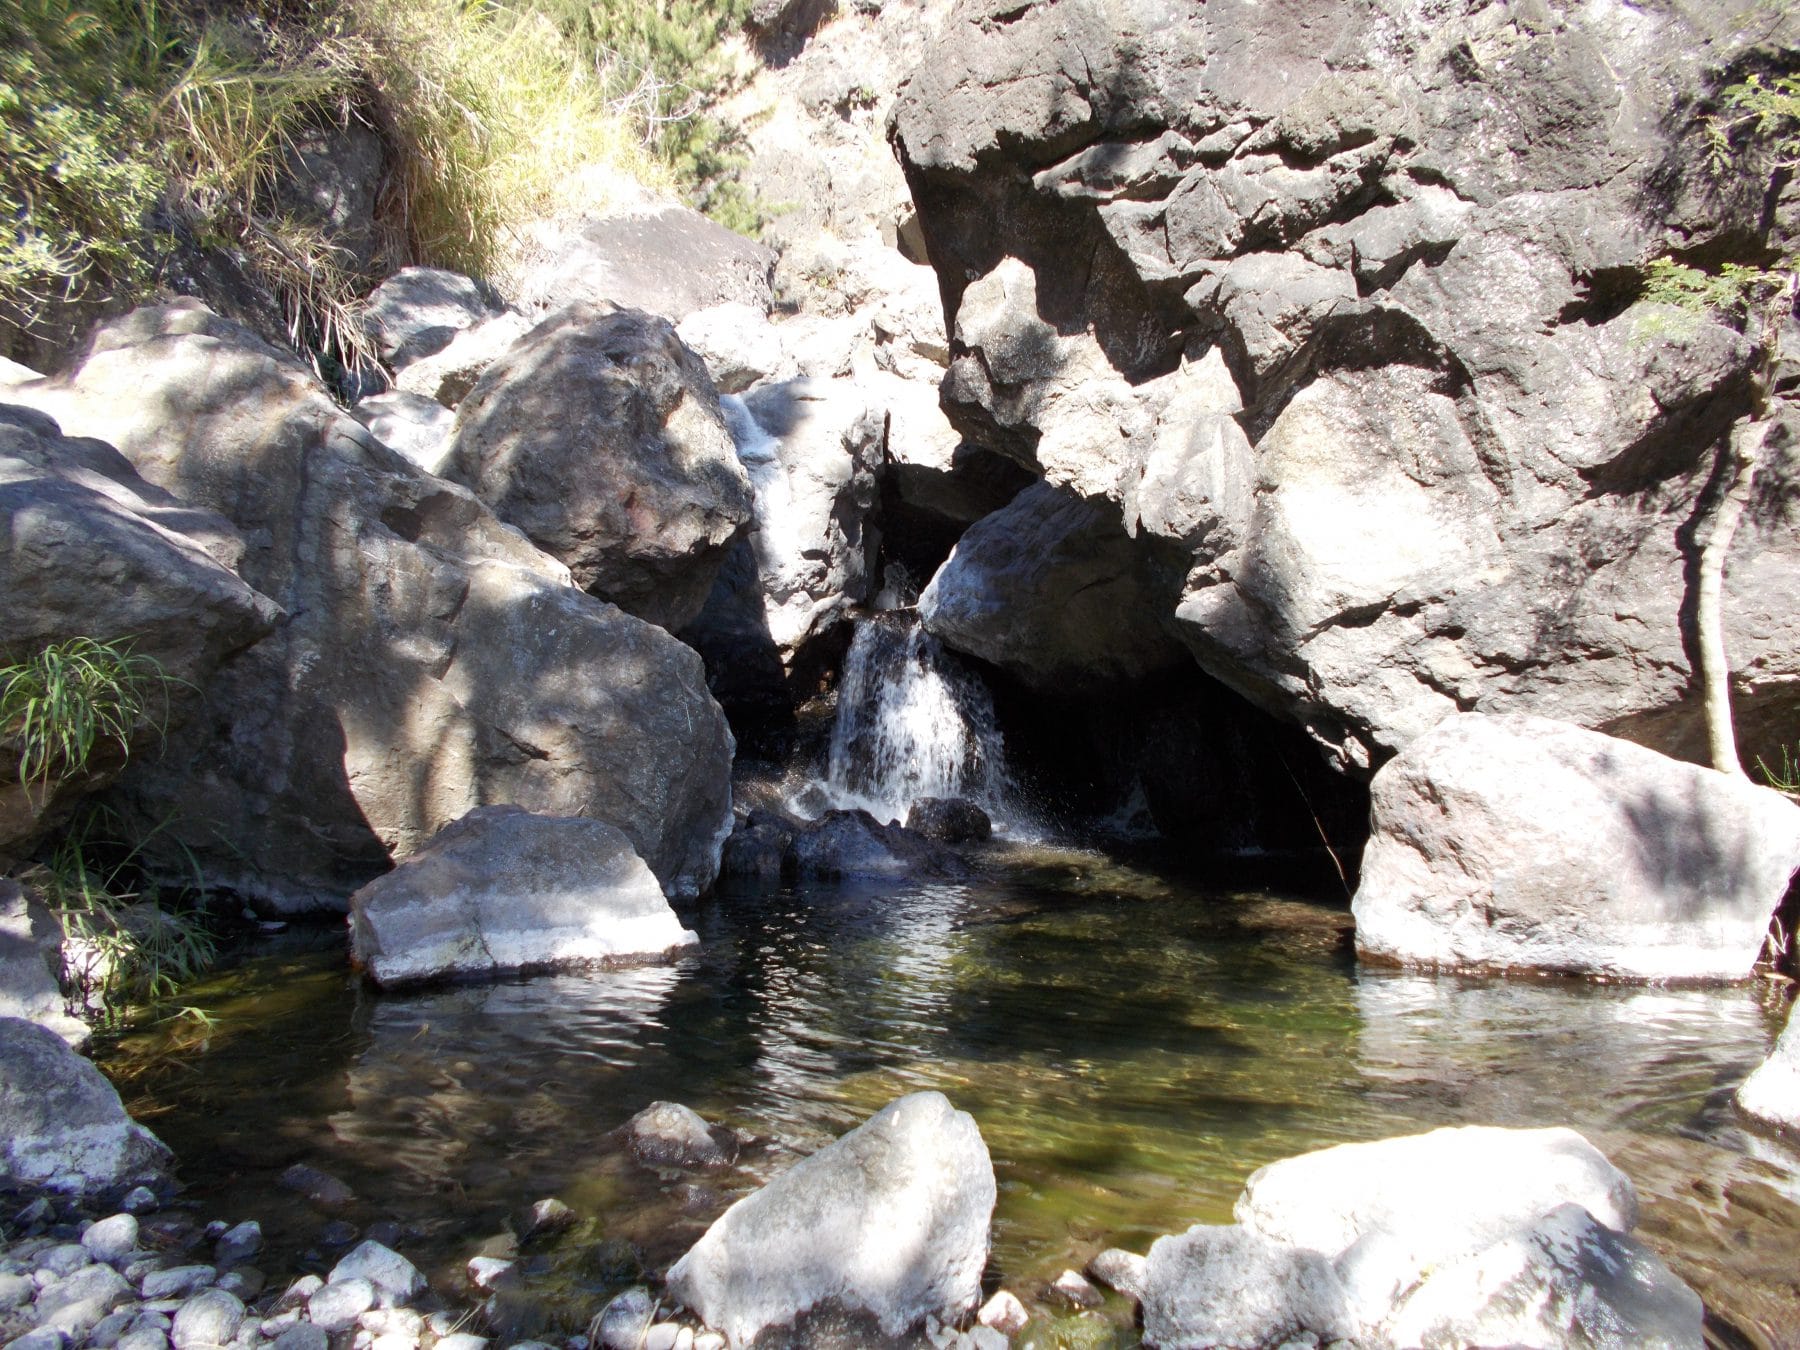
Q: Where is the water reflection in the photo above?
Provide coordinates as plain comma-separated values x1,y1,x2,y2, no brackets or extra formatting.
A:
105,860,1800,1337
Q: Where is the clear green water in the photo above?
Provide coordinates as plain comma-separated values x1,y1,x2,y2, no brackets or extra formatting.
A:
101,849,1800,1343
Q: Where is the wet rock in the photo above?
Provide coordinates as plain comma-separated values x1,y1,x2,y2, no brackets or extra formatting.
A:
1737,998,1800,1131
1353,715,1800,980
267,1324,327,1350
445,304,754,632
666,1092,994,1345
905,798,992,845
465,1258,514,1292
212,1223,260,1269
1384,1202,1701,1348
307,1278,375,1332
718,815,793,888
976,1290,1027,1336
1048,1270,1101,1310
278,1166,355,1211
622,1103,738,1171
788,810,972,883
592,1287,654,1350
0,1019,171,1198
81,1215,139,1265
1084,1249,1147,1302
348,806,699,988
1141,1225,1352,1350
512,1199,575,1246
170,1288,244,1350
329,1243,424,1306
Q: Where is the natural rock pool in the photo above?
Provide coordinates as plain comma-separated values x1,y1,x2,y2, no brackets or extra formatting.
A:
100,848,1800,1346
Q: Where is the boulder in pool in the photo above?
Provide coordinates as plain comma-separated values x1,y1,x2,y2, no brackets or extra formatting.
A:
1738,999,1800,1132
348,806,698,988
665,1091,995,1346
1353,714,1800,980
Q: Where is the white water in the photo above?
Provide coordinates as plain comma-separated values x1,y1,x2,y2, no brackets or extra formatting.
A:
818,614,1014,828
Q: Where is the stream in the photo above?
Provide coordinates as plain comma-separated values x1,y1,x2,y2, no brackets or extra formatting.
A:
98,846,1800,1347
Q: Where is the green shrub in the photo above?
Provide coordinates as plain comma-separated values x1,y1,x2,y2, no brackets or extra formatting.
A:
0,636,178,796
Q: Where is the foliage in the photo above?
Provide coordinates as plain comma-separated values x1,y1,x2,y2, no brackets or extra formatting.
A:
0,637,178,796
27,808,218,1029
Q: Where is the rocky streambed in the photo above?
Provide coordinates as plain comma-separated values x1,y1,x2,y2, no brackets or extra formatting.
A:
62,849,1800,1349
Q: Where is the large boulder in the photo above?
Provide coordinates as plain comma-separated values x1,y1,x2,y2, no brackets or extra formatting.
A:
347,806,699,988
511,206,776,322
445,305,755,632
1738,1000,1800,1132
0,402,280,854
891,0,1800,772
1352,714,1800,980
666,1091,995,1346
0,881,86,1047
919,481,1187,695
0,1016,171,1198
11,302,734,909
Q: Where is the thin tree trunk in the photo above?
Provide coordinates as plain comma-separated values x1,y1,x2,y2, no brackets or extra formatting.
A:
1697,417,1769,778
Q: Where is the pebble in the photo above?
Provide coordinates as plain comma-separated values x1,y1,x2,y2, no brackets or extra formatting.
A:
38,1245,95,1278
212,1224,262,1269
465,1258,514,1292
170,1287,245,1350
1049,1269,1101,1309
82,1217,141,1265
512,1200,574,1245
592,1288,653,1350
1084,1247,1148,1301
268,1324,328,1350
308,1277,377,1332
977,1290,1029,1336
140,1267,217,1301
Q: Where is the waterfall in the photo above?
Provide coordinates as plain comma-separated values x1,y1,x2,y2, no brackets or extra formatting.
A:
819,613,1012,827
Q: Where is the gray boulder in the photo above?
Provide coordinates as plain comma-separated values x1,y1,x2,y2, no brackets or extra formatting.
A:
348,392,455,475
1384,1202,1702,1350
890,0,1800,772
1738,999,1800,1132
512,206,775,322
1352,714,1800,980
359,269,500,368
446,305,754,631
10,301,733,909
1140,1225,1352,1350
0,881,87,1046
0,402,280,855
0,1016,171,1198
348,806,698,988
919,481,1186,695
666,1091,995,1346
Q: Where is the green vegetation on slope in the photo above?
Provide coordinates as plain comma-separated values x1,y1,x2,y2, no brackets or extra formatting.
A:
1,0,757,372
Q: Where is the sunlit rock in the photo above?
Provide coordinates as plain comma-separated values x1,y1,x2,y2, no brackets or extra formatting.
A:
1738,1000,1800,1132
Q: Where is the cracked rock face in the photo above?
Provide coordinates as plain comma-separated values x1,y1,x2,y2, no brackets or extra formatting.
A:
15,302,733,909
892,0,1800,771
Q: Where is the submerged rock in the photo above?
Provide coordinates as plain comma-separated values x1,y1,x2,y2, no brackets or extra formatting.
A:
1738,1000,1800,1132
348,806,699,988
622,1102,738,1171
0,1017,171,1198
665,1091,995,1346
1352,714,1800,980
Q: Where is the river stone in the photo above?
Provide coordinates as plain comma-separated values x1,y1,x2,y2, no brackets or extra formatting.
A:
171,1288,243,1350
0,1017,171,1197
9,302,735,909
329,1243,424,1306
1352,714,1800,980
81,1215,139,1264
1140,1224,1353,1350
116,1330,167,1350
37,1262,135,1337
1085,1249,1147,1302
349,806,699,987
306,1278,374,1332
212,1223,260,1268
593,1288,654,1350
1738,999,1800,1132
0,402,280,856
267,1324,327,1350
140,1268,215,1301
623,1102,738,1170
787,810,972,883
10,1329,67,1350
666,1092,995,1345
1385,1202,1702,1349
39,1243,94,1277
445,304,754,632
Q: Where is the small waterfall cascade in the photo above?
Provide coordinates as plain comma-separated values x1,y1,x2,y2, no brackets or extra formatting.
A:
820,612,1012,827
